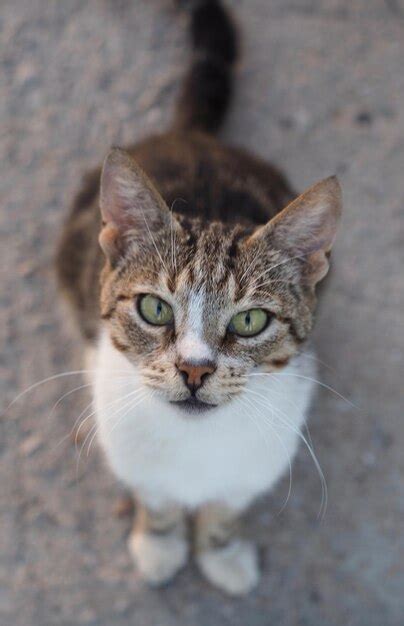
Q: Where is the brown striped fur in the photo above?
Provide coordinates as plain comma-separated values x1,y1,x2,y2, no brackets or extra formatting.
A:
56,2,341,408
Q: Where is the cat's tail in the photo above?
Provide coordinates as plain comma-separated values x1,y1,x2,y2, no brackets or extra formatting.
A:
172,0,238,134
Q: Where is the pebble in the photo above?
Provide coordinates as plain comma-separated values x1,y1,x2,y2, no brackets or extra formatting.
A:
19,434,42,457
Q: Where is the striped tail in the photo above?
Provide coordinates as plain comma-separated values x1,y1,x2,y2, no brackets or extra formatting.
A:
172,0,239,134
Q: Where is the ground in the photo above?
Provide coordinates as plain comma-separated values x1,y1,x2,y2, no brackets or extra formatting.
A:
1,1,404,625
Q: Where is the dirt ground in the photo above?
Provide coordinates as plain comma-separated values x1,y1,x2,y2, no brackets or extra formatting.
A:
1,1,403,624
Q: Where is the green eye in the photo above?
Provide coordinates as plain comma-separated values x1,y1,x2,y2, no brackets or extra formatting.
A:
228,308,269,337
138,294,174,326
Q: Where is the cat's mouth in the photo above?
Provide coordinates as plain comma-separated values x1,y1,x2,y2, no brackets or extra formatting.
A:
170,397,217,414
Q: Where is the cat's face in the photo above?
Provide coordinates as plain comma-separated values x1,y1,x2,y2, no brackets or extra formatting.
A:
98,149,341,413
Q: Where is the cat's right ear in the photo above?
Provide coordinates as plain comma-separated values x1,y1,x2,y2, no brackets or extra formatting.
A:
99,148,175,264
248,176,342,287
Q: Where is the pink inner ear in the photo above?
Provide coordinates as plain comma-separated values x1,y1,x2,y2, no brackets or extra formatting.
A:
268,177,341,247
304,249,331,285
247,176,342,286
98,148,181,263
271,176,341,256
100,150,141,231
100,147,173,233
99,223,122,260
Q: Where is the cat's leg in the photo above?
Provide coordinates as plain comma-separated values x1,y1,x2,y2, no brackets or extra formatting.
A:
194,502,259,595
128,500,188,585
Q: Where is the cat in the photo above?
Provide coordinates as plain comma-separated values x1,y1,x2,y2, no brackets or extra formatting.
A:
56,0,342,595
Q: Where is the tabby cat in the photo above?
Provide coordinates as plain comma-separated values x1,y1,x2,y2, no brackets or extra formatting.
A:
56,0,342,595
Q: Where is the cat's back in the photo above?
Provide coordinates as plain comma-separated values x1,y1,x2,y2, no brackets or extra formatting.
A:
129,132,293,225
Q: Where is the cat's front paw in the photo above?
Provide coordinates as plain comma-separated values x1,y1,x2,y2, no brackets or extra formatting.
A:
128,529,188,586
196,539,259,595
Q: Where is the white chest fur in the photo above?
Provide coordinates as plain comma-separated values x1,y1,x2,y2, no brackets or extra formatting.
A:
93,332,316,511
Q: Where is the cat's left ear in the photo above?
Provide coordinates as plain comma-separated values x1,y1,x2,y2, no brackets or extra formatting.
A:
249,176,342,286
99,148,176,263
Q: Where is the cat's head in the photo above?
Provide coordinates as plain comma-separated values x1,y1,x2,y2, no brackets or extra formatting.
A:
98,148,341,413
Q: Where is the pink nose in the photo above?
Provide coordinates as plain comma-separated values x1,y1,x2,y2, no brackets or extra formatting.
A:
176,361,216,392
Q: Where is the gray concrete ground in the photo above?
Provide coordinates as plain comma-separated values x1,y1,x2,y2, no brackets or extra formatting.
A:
1,1,404,624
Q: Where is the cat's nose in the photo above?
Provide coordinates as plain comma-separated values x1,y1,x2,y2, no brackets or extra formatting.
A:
176,361,216,393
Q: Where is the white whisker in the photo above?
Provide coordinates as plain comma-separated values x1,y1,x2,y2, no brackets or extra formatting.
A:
250,278,295,290
262,254,308,275
47,382,93,421
6,368,137,412
248,372,356,408
85,391,149,459
75,388,147,473
53,378,135,451
239,247,261,285
267,375,315,450
6,370,96,410
140,208,170,276
297,351,336,374
107,390,152,440
240,394,293,515
74,386,143,454
245,387,328,519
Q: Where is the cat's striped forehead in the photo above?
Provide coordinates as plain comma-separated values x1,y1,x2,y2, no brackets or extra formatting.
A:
105,214,304,322
100,212,314,368
173,221,248,292
158,230,241,362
